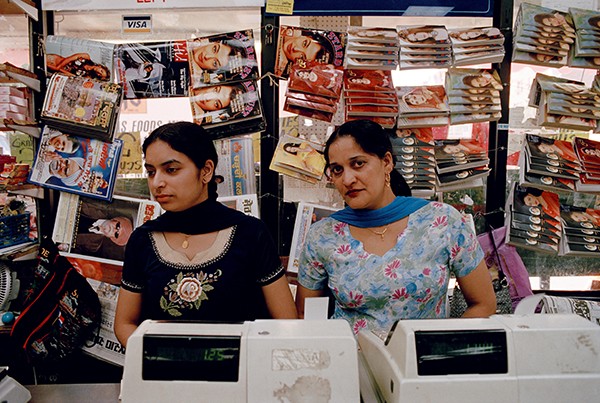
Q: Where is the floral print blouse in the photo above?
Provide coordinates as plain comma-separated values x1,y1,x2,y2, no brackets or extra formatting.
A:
298,202,483,336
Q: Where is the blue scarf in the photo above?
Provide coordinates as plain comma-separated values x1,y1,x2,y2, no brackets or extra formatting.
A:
331,196,429,228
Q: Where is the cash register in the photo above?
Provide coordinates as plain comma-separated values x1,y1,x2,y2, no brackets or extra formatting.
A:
358,314,600,403
121,319,360,403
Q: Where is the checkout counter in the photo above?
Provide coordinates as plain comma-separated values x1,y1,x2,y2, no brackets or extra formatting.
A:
12,314,600,402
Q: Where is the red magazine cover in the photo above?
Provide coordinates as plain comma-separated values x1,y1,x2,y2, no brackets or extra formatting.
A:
343,69,395,92
287,63,343,99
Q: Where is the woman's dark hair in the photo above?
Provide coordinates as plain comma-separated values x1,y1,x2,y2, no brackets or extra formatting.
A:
325,119,411,197
588,15,600,29
534,13,559,26
283,142,301,155
516,186,543,206
143,122,219,200
304,31,335,63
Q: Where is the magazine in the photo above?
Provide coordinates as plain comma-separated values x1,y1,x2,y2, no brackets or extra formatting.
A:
287,63,344,99
448,27,504,47
187,29,259,88
52,192,162,264
41,73,123,142
214,136,256,197
287,202,339,273
0,62,40,92
445,68,503,91
343,69,395,93
189,79,265,137
45,35,115,82
275,26,345,78
114,40,190,99
28,127,123,201
346,27,398,44
397,25,451,48
270,134,326,180
397,86,449,116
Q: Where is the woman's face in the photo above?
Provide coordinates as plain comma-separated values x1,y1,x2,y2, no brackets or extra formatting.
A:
537,143,558,155
524,194,541,207
327,136,394,210
405,92,428,105
542,14,566,27
193,41,232,71
192,85,234,111
459,30,484,40
283,32,324,62
407,31,433,42
443,144,463,155
144,140,209,212
49,134,75,153
469,75,492,88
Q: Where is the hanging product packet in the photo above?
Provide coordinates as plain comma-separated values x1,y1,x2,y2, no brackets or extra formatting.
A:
10,236,101,362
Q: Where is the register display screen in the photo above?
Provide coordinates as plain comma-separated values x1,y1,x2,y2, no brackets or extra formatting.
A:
143,335,241,382
415,329,508,376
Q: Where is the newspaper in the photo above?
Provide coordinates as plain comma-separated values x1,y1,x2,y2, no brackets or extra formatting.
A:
214,136,256,197
218,194,259,218
83,279,125,366
287,202,339,273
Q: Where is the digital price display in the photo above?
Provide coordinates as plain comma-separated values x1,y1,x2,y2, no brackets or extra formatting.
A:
143,335,241,382
415,329,508,376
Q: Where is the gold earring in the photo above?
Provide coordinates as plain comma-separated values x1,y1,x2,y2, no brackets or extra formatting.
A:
385,172,391,187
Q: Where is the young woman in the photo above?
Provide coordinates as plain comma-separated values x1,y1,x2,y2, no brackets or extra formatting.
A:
114,122,297,346
46,53,110,80
295,120,495,336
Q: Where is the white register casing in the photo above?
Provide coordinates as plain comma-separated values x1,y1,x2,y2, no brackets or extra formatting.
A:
358,313,600,403
121,319,360,403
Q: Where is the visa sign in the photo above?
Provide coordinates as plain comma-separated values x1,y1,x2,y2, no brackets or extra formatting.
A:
122,15,152,33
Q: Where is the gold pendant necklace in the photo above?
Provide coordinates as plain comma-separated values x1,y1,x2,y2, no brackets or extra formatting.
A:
368,225,389,241
182,234,190,249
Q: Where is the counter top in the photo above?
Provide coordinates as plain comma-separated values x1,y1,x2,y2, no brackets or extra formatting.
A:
27,383,120,403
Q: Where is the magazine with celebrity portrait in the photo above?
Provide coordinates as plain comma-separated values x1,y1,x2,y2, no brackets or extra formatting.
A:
275,26,345,78
28,127,123,201
187,29,259,88
52,192,162,265
114,40,190,99
190,79,264,129
45,35,115,82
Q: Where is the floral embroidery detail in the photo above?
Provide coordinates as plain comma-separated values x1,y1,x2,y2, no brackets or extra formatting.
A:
432,202,443,208
451,244,461,259
333,222,346,235
384,259,401,278
416,288,432,303
392,288,408,301
347,291,364,307
160,270,222,316
310,261,324,269
336,244,352,255
432,215,448,228
423,267,431,276
353,319,367,334
358,252,369,259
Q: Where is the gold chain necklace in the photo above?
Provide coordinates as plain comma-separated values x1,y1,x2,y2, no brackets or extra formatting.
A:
367,225,389,241
181,234,191,249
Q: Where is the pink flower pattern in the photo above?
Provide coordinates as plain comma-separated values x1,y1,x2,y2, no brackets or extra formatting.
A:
384,259,401,278
347,291,364,307
392,288,408,301
336,244,352,255
333,222,347,235
353,319,368,334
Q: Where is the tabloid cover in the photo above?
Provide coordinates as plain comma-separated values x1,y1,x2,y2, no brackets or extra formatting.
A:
187,29,259,88
445,68,503,91
114,40,189,99
275,26,345,78
346,27,398,44
397,85,449,115
189,79,264,129
270,134,326,180
397,25,451,48
343,69,395,92
52,192,161,265
28,127,123,201
287,63,344,99
45,35,115,82
41,73,122,142
447,27,504,47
